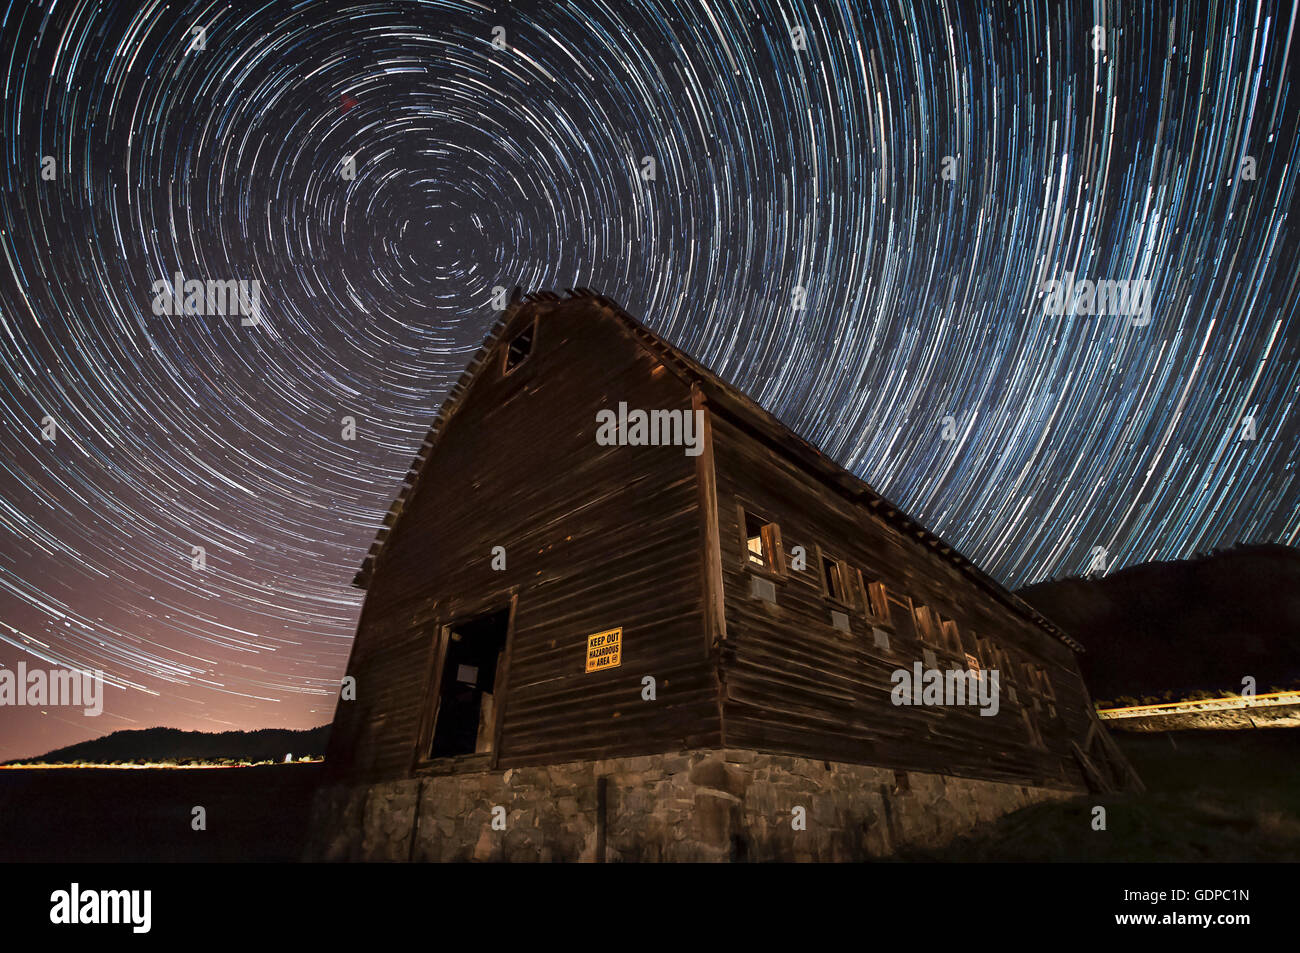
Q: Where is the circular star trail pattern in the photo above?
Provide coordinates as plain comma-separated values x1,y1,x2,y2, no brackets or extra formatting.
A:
0,0,1297,754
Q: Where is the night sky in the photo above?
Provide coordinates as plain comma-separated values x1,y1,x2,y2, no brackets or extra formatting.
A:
0,0,1297,760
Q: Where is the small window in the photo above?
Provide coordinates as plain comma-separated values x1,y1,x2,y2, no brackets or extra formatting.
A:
1037,665,1055,698
888,590,917,641
985,643,1001,674
965,652,981,674
503,321,535,373
741,509,784,574
940,618,961,654
913,605,939,643
975,637,1000,675
821,553,850,605
744,512,768,567
865,580,891,623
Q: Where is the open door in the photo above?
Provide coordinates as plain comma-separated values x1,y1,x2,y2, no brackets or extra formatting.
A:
428,608,511,759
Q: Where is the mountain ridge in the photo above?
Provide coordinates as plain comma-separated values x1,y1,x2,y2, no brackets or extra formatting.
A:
4,725,330,765
1016,543,1300,703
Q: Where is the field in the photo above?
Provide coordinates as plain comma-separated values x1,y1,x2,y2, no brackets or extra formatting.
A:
897,728,1300,861
1,729,1296,862
0,763,324,862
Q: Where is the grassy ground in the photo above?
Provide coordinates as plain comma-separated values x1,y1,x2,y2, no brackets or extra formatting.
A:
0,763,323,862
895,728,1300,861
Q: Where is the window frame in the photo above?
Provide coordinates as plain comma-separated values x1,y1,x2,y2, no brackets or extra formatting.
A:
737,503,787,580
939,617,963,656
863,578,892,625
885,588,918,642
1038,665,1056,699
412,595,518,773
913,604,940,645
815,545,855,608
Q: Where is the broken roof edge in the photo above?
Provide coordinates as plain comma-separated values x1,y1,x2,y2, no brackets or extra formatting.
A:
351,289,1083,655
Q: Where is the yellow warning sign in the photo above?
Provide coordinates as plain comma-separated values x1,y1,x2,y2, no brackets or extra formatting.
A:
585,627,622,673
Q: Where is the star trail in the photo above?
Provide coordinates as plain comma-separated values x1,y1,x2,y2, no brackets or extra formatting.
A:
0,0,1296,759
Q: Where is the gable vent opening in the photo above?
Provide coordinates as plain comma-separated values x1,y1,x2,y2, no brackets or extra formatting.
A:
504,322,535,373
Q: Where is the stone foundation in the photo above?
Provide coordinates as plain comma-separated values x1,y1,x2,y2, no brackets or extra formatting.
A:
305,749,1076,862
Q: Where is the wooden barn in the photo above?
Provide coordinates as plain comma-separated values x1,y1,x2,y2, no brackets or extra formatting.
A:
308,289,1141,862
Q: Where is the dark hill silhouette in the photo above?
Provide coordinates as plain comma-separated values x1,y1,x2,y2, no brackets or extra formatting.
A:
4,725,330,765
1016,544,1300,703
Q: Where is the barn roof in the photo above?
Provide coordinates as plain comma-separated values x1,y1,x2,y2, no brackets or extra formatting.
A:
353,289,1083,653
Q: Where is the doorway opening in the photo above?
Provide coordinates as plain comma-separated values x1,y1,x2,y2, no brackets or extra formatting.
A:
429,608,511,759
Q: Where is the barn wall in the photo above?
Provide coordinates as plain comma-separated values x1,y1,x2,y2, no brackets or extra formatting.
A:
327,300,720,783
709,410,1097,790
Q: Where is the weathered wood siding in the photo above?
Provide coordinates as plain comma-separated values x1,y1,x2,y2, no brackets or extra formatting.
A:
710,409,1096,790
327,299,719,782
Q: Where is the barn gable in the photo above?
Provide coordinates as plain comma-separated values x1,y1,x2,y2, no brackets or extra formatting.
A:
331,291,722,780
